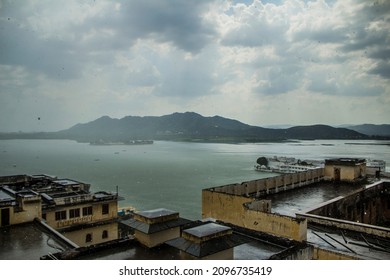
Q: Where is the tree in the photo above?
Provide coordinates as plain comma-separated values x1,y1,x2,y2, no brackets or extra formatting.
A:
256,157,268,167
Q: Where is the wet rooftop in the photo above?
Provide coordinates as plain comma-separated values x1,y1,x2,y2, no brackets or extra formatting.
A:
307,224,390,260
0,222,69,260
0,188,14,202
53,179,82,186
183,223,231,239
135,208,178,219
123,216,191,234
75,227,290,260
265,182,364,217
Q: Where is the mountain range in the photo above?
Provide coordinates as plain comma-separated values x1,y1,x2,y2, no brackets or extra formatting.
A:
344,124,390,137
1,112,387,143
56,112,369,142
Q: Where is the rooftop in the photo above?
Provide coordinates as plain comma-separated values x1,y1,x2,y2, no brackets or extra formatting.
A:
135,208,178,220
183,223,232,239
266,181,364,217
133,208,180,225
122,216,190,234
51,220,303,260
0,188,14,202
306,224,390,260
53,179,84,186
0,222,69,260
325,158,366,166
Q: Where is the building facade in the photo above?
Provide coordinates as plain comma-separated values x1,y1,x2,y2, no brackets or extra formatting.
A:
0,174,118,247
324,158,366,183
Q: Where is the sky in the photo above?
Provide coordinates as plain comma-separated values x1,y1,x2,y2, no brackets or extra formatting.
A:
0,0,389,132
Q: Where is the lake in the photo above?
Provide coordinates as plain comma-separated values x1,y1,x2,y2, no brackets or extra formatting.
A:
1,139,389,220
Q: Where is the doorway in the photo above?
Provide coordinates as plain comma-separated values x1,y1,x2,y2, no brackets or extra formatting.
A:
1,208,10,227
334,168,341,182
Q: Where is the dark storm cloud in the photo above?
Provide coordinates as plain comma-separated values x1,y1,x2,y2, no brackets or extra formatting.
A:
369,62,390,79
0,0,389,132
340,28,388,53
338,1,390,79
255,64,303,95
0,0,216,81
0,18,82,80
220,11,286,47
93,0,217,53
293,28,347,44
369,48,390,60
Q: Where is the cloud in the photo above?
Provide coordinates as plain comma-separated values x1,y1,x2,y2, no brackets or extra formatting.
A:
220,1,289,47
90,0,217,53
0,18,83,80
0,0,389,132
369,62,390,79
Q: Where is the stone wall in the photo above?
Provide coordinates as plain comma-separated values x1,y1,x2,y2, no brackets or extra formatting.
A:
202,190,307,241
209,168,324,197
296,181,390,238
312,247,361,260
201,169,326,241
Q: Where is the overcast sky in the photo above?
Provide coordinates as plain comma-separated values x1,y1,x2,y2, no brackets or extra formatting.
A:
0,0,389,132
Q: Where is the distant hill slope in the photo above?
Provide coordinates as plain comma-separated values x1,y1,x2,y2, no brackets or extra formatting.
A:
286,125,366,140
346,124,390,137
54,112,367,142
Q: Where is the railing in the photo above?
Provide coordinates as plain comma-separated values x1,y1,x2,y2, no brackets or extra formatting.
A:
53,194,93,206
56,215,93,228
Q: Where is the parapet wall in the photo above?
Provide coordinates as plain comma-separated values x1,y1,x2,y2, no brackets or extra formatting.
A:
0,175,30,186
297,180,390,238
202,169,325,241
202,189,307,241
208,168,324,197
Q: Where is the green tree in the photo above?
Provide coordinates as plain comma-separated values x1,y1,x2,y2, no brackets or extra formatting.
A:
256,157,268,167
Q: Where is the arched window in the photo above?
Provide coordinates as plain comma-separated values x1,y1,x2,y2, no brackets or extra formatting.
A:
86,233,92,243
102,230,108,239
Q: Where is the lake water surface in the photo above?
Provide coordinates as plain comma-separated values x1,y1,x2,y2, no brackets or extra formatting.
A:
1,139,389,220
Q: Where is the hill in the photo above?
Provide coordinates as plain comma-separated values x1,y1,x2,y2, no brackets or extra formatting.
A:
0,112,369,142
54,112,366,142
346,124,390,137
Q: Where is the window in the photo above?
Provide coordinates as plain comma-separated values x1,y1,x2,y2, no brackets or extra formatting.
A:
82,206,93,216
102,230,108,239
102,203,109,215
55,210,67,221
69,208,80,219
86,233,92,243
42,213,47,220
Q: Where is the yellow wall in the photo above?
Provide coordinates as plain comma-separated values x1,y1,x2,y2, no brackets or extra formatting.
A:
45,200,117,229
212,169,324,197
62,222,118,247
6,200,42,225
180,248,233,260
312,247,361,260
202,190,307,241
134,227,180,248
324,164,365,182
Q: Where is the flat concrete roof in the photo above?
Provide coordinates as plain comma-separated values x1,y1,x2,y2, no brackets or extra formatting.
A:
325,158,366,166
0,188,14,201
266,181,364,217
53,179,83,186
307,224,390,260
184,223,231,239
0,222,69,260
123,216,190,234
136,208,178,219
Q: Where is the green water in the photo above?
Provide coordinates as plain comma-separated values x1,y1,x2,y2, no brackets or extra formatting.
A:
1,139,389,219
